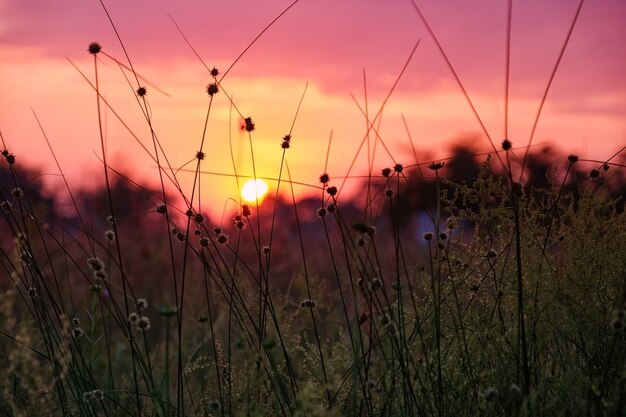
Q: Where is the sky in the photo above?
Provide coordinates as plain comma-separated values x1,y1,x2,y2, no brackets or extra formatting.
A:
1,0,624,219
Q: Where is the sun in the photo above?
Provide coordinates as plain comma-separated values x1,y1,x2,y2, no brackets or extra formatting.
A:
241,179,269,203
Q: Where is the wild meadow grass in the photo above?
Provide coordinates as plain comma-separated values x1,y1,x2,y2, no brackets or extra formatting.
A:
1,1,625,416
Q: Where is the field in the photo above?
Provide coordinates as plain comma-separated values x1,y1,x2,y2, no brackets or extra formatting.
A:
1,1,625,416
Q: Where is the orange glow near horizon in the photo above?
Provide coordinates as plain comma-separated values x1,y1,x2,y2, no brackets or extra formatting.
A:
0,1,624,221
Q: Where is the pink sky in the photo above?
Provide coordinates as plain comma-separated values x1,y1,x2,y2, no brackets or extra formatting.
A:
1,0,624,218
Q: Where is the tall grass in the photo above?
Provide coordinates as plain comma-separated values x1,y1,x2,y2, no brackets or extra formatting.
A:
1,1,625,416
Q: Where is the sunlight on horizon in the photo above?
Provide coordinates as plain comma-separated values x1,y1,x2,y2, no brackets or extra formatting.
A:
241,178,269,203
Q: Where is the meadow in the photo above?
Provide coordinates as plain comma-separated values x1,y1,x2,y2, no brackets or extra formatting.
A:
1,1,625,416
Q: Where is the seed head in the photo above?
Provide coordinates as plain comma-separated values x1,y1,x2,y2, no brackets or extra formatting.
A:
136,298,148,310
176,232,186,242
603,163,610,171
88,42,102,55
72,317,80,326
207,83,219,96
3,151,15,164
281,140,290,149
326,186,337,196
193,213,204,224
20,251,32,265
213,226,222,235
196,151,205,160
83,389,104,402
589,169,600,179
327,203,336,213
567,154,579,164
156,204,167,214
423,232,434,241
104,230,115,242
439,231,448,240
384,188,394,198
210,67,219,77
502,139,512,151
317,207,327,218
393,163,403,173
381,167,391,178
427,161,445,171
0,201,12,213
136,86,147,97
136,316,151,331
217,234,228,245
196,315,209,323
87,257,104,272
437,241,446,250
72,327,85,338
262,246,271,255
93,269,107,280
319,173,329,184
11,188,23,199
244,117,255,132
27,287,37,298
128,312,139,323
483,387,498,402
242,204,251,217
370,278,382,291
199,237,209,247
300,299,317,309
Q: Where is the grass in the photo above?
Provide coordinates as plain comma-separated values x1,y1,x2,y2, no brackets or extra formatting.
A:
1,1,625,416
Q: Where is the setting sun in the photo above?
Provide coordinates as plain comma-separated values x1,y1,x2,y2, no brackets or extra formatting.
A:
241,179,269,203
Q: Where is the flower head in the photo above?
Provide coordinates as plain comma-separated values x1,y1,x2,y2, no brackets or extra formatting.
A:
72,327,85,338
136,316,151,331
136,298,148,310
207,83,219,96
244,117,255,132
87,257,104,272
300,299,317,309
427,161,445,171
88,42,102,55
104,230,115,243
567,154,579,164
136,86,147,97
